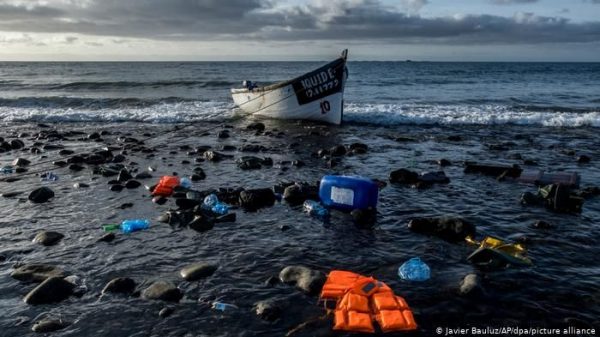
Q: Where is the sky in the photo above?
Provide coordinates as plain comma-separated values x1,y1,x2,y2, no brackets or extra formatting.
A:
0,0,599,61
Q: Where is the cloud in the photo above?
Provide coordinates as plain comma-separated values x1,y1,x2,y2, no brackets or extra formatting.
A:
0,0,598,46
491,0,538,4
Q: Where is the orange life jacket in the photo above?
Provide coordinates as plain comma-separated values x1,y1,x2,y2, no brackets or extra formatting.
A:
320,270,417,333
152,176,180,197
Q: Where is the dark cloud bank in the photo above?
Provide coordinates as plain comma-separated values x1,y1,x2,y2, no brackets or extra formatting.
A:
0,0,599,44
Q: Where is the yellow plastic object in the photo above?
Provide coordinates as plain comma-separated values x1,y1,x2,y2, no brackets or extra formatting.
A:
466,236,532,265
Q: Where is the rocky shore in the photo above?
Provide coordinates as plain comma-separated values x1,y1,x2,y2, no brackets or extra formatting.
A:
0,120,599,336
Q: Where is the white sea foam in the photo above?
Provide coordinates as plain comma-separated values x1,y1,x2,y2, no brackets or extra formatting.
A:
343,103,600,127
1,100,599,127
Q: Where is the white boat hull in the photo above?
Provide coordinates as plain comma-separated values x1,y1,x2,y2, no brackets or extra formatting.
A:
231,51,347,125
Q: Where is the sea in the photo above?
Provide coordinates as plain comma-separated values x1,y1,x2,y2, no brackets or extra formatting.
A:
0,62,599,337
0,61,599,126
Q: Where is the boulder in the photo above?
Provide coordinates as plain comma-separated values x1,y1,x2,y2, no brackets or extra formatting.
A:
125,180,141,189
283,183,319,206
279,266,325,295
188,215,214,232
28,187,55,203
408,217,476,242
389,168,419,184
141,281,183,302
102,277,136,294
117,169,132,182
180,263,218,281
247,122,265,132
237,156,262,170
10,139,25,150
73,182,89,189
254,300,282,321
12,158,31,167
217,130,230,139
32,319,68,333
24,277,74,304
97,232,115,243
437,159,452,167
577,155,591,163
134,171,153,179
203,150,232,162
11,264,65,283
329,145,346,157
32,231,64,246
239,188,276,210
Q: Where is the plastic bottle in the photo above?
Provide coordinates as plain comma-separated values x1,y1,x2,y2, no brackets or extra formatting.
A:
179,177,192,189
102,220,150,233
203,194,219,209
398,257,430,281
211,202,229,215
303,200,329,219
211,301,238,311
1,166,13,174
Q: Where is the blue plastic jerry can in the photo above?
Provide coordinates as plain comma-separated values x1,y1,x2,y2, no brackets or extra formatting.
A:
319,175,378,211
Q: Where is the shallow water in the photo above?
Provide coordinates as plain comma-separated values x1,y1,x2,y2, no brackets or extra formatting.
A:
0,119,599,336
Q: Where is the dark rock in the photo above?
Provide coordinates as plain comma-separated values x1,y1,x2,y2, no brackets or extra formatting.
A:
53,160,67,167
58,149,74,156
73,182,89,189
119,202,134,209
112,154,126,163
438,159,452,167
419,171,450,185
13,158,31,167
217,130,230,139
32,231,64,246
532,220,554,229
389,168,419,184
141,281,183,302
280,225,291,231
134,171,152,179
203,150,232,162
125,180,141,189
247,122,265,132
176,198,200,210
237,156,262,170
191,171,206,181
459,274,481,296
32,319,68,333
1,191,23,198
24,276,74,304
447,135,462,141
28,187,55,203
265,276,280,286
261,157,273,166
97,232,115,242
180,263,218,281
69,164,84,171
220,145,237,151
349,143,368,152
351,208,377,228
11,264,65,283
239,188,276,210
577,155,591,163
30,147,42,154
42,144,64,151
317,149,329,158
255,300,282,321
67,155,85,164
10,139,25,150
159,307,174,318
282,183,319,205
240,144,263,152
408,217,476,242
188,215,214,232
329,145,346,156
117,169,132,182
279,266,325,295
292,160,305,167
153,196,168,205
15,167,27,173
88,132,100,140
110,184,124,192
102,277,136,294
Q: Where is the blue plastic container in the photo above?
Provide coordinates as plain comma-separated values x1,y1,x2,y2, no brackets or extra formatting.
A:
319,175,378,211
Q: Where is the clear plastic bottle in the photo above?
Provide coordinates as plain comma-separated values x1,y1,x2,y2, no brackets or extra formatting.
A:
211,203,229,215
398,257,430,281
303,200,329,219
203,194,219,209
41,172,58,181
120,219,150,233
1,166,13,174
179,177,192,189
211,301,238,311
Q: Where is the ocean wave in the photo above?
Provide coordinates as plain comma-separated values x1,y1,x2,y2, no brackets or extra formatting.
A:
1,100,599,127
343,103,600,127
0,100,233,123
0,80,236,91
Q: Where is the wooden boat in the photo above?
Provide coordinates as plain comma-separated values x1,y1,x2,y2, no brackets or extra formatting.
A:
231,50,348,125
